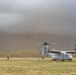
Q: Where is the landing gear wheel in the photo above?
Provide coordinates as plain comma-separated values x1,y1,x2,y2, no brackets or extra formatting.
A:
62,59,64,61
53,59,56,61
42,57,44,60
69,59,72,61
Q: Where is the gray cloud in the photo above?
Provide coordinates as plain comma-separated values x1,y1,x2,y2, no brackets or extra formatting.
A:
0,0,76,35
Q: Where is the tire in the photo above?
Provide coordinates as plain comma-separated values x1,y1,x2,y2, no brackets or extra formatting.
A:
69,59,72,61
53,59,56,61
62,59,64,61
42,57,44,60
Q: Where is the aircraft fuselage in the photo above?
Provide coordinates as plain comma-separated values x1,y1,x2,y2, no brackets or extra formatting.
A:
48,53,73,61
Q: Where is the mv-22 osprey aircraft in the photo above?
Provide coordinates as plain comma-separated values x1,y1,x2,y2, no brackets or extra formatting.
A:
41,42,76,61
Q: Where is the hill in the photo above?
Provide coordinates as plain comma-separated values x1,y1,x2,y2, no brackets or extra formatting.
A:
0,32,76,52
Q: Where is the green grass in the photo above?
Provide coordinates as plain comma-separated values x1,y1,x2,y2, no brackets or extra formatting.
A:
0,58,76,75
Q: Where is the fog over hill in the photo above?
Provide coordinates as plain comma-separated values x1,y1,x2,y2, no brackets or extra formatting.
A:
0,32,76,51
0,0,76,51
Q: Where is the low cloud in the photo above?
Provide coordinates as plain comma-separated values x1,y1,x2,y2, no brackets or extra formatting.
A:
0,0,76,35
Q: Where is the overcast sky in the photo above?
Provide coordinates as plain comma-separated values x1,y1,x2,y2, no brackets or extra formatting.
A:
0,0,76,35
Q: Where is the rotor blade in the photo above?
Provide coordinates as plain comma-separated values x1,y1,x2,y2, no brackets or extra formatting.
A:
37,42,60,45
37,43,42,45
37,41,50,45
51,43,58,45
65,44,76,47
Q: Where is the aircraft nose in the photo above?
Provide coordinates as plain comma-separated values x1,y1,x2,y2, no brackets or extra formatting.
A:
69,55,73,59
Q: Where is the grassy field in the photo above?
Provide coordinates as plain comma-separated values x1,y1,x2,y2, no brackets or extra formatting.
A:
0,58,76,75
0,50,41,57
